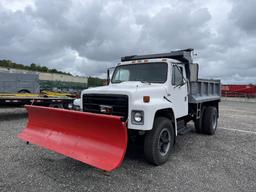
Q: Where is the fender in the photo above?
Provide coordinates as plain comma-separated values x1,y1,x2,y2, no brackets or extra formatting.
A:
128,97,177,134
153,108,177,136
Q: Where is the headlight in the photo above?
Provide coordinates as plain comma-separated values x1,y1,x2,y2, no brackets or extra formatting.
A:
134,112,143,122
132,110,144,125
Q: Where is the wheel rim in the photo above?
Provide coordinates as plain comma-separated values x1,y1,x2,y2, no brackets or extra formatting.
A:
158,128,171,156
212,111,217,130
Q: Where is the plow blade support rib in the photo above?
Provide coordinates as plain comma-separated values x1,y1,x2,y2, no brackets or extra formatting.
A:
18,105,128,171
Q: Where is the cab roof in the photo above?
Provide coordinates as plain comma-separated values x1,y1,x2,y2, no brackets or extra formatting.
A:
121,48,193,64
119,58,181,66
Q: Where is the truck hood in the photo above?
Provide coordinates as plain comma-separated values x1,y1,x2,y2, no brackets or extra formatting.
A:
82,81,168,96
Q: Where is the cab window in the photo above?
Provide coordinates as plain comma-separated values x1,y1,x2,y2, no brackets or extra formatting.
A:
114,69,130,82
172,65,183,86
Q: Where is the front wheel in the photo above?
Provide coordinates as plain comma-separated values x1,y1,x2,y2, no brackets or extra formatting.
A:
144,117,175,165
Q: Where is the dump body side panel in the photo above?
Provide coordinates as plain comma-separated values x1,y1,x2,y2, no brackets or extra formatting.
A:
189,79,221,103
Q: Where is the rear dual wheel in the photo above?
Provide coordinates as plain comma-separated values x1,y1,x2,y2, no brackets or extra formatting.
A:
144,117,175,165
195,106,218,135
48,103,64,108
202,106,218,135
18,90,30,93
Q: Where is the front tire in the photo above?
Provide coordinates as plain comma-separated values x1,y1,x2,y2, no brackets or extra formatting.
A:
144,117,175,165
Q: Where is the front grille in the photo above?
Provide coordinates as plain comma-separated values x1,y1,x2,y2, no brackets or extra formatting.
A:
83,94,128,121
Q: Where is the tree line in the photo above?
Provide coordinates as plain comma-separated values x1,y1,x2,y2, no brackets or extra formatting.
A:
0,59,72,75
88,76,105,87
0,59,105,87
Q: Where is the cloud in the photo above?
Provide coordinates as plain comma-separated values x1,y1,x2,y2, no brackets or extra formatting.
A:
230,0,256,34
0,0,255,83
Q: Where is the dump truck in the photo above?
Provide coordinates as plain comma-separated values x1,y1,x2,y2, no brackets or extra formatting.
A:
18,49,221,171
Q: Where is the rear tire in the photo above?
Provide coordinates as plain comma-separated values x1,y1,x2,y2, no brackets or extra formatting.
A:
202,106,218,135
49,103,64,108
144,117,175,165
18,89,30,93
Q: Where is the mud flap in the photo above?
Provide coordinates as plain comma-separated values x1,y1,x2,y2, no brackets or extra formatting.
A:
17,105,128,171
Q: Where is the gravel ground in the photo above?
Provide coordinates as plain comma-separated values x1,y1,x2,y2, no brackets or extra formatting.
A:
0,101,256,192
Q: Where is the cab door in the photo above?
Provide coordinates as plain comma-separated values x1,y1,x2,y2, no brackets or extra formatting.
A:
170,64,188,118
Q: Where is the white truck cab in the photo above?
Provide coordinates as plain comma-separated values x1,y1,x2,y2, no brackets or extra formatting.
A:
82,58,188,132
80,49,221,165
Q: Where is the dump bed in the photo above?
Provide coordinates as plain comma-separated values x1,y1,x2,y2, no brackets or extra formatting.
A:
189,79,221,103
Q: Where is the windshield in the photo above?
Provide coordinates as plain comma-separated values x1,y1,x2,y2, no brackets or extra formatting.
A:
111,62,168,84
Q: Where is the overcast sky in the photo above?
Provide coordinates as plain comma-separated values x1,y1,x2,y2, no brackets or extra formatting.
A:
0,0,255,83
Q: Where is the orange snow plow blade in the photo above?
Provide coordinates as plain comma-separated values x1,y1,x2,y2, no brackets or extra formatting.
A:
17,105,128,171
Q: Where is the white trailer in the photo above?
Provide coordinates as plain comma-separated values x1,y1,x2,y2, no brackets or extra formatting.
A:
0,71,40,93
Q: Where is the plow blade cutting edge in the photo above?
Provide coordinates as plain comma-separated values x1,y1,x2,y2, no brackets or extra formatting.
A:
17,105,128,171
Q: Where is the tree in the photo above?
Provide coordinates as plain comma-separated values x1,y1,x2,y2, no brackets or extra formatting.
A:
88,76,105,87
41,66,48,72
30,63,37,70
0,59,72,76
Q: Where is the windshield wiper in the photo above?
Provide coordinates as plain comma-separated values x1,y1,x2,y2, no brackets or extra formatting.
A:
112,80,123,84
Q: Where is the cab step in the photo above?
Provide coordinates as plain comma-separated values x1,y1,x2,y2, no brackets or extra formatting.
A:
177,120,192,135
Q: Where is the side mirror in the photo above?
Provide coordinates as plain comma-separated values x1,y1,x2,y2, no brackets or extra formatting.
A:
107,69,110,85
106,66,116,85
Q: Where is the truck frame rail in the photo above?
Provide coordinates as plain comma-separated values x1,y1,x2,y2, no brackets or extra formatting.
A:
0,93,75,108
